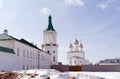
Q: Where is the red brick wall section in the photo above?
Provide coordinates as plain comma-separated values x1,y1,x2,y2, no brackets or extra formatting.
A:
69,66,82,71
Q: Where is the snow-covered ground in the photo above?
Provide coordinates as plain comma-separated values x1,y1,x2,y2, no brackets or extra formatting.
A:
14,69,120,79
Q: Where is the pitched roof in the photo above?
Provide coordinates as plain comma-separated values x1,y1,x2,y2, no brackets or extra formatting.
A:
0,46,15,54
20,38,40,50
0,34,13,40
0,33,50,55
0,33,40,50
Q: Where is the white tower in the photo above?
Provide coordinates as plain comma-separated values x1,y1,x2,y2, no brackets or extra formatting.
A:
42,15,58,65
67,38,89,66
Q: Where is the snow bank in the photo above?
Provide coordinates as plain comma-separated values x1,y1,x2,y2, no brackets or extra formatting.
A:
13,69,120,79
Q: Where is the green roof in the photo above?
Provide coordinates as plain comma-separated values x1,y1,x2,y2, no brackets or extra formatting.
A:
0,34,13,40
47,15,55,31
0,33,40,50
0,46,15,54
20,38,40,50
0,32,50,55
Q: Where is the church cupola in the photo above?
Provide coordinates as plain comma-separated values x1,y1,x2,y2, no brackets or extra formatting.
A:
79,42,83,51
73,39,79,45
72,38,79,51
69,43,73,48
3,29,8,35
47,15,55,31
69,43,73,51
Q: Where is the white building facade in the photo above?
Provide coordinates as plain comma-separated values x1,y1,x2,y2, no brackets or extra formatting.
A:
67,38,89,66
0,29,51,71
42,15,58,65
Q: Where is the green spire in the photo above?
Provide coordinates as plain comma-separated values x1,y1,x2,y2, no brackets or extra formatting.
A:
47,15,55,31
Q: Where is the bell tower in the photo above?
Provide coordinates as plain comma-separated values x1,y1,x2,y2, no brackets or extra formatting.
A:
42,15,58,65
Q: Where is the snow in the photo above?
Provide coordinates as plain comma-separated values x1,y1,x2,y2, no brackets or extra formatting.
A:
14,69,120,79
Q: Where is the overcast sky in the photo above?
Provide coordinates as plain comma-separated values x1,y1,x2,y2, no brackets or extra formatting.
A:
0,0,120,64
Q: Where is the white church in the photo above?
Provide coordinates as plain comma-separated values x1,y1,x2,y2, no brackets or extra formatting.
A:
67,38,89,66
0,15,58,71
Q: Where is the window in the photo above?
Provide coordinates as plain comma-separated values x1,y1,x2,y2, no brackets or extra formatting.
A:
69,61,71,64
30,52,32,58
33,52,34,59
23,50,25,57
23,64,25,70
74,61,76,63
41,55,42,60
27,51,29,58
79,61,81,63
53,51,55,53
53,56,55,62
36,53,38,59
30,65,32,69
43,56,44,61
27,65,29,70
17,48,19,56
33,65,34,69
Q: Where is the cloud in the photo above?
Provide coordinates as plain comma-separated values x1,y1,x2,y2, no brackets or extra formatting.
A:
40,7,51,15
64,0,84,7
97,0,116,10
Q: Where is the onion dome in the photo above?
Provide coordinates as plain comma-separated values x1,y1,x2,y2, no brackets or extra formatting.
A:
79,42,83,48
69,43,73,49
3,29,8,35
73,39,79,45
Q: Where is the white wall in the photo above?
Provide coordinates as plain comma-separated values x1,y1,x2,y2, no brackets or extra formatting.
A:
43,31,57,44
0,51,16,71
14,40,51,70
0,39,51,71
14,41,39,70
44,45,58,65
68,51,84,59
68,57,89,66
39,50,51,69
